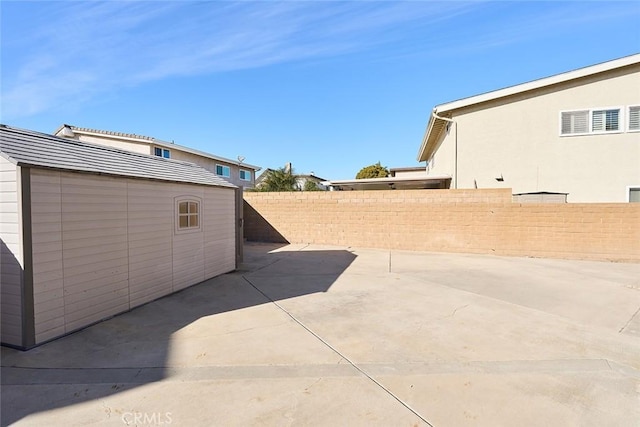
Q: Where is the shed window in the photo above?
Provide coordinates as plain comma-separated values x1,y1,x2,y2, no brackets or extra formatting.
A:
177,201,199,229
629,187,640,203
629,106,640,131
239,169,251,181
155,147,170,158
216,164,230,177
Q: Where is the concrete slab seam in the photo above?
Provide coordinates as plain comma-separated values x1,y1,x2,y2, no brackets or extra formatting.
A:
619,305,640,333
241,275,435,427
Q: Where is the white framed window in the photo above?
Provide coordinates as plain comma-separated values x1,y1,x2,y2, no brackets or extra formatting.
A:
627,186,640,203
561,110,589,135
239,169,251,181
560,107,623,136
154,147,170,158
175,197,201,232
216,164,230,177
629,106,640,132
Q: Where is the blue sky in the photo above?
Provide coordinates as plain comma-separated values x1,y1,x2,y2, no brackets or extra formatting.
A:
2,1,639,179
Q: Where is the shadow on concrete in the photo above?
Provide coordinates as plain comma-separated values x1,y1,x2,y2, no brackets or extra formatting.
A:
243,200,289,243
0,243,356,426
0,239,25,349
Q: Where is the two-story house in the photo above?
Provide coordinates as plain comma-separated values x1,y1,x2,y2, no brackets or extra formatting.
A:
417,54,640,203
54,125,261,188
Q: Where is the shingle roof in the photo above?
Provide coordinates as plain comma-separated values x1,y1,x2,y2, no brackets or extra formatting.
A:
0,125,236,188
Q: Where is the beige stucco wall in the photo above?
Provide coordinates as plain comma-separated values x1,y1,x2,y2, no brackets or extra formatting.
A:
58,133,256,189
392,169,428,178
427,65,640,202
0,157,23,346
74,135,153,155
166,149,254,189
28,169,236,345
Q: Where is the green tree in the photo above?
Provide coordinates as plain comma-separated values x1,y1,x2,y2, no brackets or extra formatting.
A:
303,180,321,191
356,162,389,179
259,167,297,192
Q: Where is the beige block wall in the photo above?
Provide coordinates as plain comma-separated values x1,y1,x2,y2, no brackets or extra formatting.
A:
427,65,640,202
244,189,640,262
28,169,236,345
0,157,23,346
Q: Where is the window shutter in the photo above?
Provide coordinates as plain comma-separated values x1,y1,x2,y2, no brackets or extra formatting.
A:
630,106,640,131
562,111,588,134
592,110,605,131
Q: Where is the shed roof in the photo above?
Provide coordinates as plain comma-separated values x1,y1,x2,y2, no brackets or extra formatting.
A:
0,125,236,188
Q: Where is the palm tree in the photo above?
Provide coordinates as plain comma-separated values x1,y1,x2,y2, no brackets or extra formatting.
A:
260,167,297,192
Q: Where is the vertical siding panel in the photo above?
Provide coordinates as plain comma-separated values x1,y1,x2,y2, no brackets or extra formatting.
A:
0,157,23,346
60,173,129,331
30,169,65,343
204,188,236,278
127,179,173,307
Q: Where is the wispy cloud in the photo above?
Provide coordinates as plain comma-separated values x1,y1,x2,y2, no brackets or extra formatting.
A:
1,1,638,120
1,1,478,119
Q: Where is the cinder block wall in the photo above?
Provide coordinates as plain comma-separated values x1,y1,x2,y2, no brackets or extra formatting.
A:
243,189,640,262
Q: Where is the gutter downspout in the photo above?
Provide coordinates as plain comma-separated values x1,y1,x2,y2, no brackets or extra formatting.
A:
432,110,457,189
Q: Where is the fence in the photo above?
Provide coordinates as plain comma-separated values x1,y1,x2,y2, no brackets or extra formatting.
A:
243,189,640,262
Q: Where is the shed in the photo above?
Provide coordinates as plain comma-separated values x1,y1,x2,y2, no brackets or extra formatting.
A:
0,125,238,349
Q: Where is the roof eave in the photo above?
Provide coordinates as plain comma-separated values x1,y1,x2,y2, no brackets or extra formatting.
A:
433,53,640,113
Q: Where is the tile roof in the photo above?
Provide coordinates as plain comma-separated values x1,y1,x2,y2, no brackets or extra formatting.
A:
56,124,261,171
61,125,155,141
0,125,236,188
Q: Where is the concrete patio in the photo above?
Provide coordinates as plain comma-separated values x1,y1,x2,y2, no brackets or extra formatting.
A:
2,243,639,426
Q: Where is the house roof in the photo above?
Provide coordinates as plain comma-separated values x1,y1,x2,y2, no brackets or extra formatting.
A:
54,124,261,171
322,175,451,191
417,53,640,162
0,125,236,188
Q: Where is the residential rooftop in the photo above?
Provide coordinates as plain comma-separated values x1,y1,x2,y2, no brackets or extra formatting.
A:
1,125,236,188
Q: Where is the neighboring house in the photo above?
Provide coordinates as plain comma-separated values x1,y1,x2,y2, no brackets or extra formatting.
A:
54,125,261,189
0,125,238,349
295,173,328,191
417,54,640,203
255,163,328,191
390,166,427,178
324,165,449,191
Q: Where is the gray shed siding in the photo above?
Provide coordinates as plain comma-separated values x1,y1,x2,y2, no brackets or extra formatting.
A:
0,157,23,346
27,169,236,346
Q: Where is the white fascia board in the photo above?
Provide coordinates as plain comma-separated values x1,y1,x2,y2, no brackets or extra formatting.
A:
436,53,640,113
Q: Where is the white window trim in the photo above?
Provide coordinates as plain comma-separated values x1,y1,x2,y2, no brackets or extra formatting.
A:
175,196,202,234
216,164,231,178
559,106,624,137
626,185,640,203
239,169,251,181
628,105,640,133
154,147,171,158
